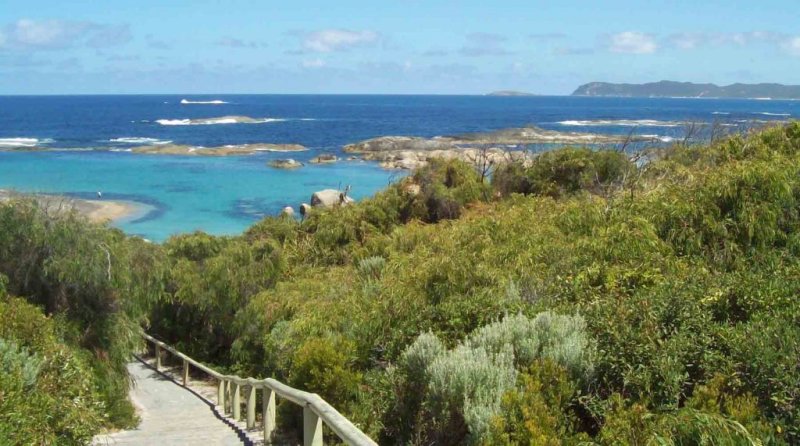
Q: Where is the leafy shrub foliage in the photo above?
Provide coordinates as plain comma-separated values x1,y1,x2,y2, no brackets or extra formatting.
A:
0,296,105,445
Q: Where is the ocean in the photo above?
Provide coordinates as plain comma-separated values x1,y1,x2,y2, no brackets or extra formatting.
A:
0,95,796,241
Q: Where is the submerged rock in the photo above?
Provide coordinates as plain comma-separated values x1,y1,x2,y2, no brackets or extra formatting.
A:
269,159,304,169
309,153,338,164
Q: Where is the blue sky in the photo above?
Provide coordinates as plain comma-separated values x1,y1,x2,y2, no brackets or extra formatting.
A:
1,0,798,94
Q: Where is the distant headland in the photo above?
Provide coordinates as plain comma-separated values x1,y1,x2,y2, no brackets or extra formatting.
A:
571,81,800,99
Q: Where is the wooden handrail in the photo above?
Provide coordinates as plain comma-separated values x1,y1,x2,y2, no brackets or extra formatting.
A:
142,333,378,446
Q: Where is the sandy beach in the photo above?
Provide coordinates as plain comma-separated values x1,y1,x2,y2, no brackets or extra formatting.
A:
0,190,142,223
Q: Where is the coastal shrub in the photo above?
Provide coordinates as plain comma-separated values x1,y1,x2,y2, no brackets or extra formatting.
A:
493,148,634,198
465,312,594,381
357,255,386,281
389,312,594,444
425,344,517,444
411,158,492,222
288,336,362,407
0,199,166,427
597,392,769,445
0,295,105,444
153,233,282,363
484,360,590,446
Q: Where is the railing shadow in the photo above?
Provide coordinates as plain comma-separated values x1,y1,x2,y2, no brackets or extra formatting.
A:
134,355,256,446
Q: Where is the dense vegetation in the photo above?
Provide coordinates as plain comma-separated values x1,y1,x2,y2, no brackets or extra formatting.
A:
2,123,799,444
0,202,166,444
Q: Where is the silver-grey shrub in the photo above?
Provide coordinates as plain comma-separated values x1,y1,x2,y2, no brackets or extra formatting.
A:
399,331,446,383
467,311,594,380
426,344,517,443
0,337,43,387
400,311,594,444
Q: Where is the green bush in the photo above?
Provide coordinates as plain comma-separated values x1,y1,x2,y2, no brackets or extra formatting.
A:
0,296,105,445
0,199,165,427
493,147,634,198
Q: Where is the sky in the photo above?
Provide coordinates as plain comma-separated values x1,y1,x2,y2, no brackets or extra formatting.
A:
1,0,799,95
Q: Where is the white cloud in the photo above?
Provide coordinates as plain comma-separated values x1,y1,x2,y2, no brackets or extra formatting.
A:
302,29,379,52
783,36,800,56
0,19,131,50
301,58,326,68
608,31,657,54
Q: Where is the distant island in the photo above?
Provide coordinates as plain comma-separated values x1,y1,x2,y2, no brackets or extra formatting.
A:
572,81,800,99
486,90,537,97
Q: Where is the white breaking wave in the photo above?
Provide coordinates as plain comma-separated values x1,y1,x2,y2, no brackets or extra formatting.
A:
0,137,54,147
641,135,676,143
180,99,229,105
556,119,682,127
110,137,172,145
755,112,790,116
109,148,134,152
711,112,730,115
155,117,285,126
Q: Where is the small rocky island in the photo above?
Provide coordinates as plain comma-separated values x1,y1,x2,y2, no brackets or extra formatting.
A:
268,159,304,169
131,143,306,156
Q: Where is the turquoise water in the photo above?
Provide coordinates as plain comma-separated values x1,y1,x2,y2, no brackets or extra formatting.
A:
1,94,795,241
1,150,397,241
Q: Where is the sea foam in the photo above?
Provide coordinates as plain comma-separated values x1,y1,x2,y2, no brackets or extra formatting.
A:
110,137,172,145
180,99,229,105
155,116,285,126
557,119,682,127
755,112,790,116
0,137,54,147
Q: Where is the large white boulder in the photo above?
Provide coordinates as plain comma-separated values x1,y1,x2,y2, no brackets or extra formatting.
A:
310,189,355,208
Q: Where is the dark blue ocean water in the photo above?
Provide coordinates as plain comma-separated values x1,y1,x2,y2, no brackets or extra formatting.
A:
0,95,796,241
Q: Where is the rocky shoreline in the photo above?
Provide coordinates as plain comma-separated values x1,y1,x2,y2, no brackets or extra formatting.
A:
342,125,657,169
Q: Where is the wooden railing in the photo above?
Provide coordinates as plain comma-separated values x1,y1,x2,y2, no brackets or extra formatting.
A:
142,333,377,446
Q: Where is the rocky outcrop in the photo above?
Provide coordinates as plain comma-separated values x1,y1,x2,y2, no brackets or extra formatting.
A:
131,143,306,156
369,147,532,170
343,126,662,170
269,159,304,169
281,206,295,217
309,154,338,164
310,189,354,208
343,136,456,153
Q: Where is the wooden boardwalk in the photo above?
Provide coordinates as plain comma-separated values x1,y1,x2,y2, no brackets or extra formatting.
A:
92,359,250,446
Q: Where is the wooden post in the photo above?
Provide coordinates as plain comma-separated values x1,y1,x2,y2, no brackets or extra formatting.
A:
303,406,323,446
232,382,241,420
155,345,161,371
225,381,233,414
218,379,226,409
263,387,276,443
182,359,189,386
246,385,256,429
